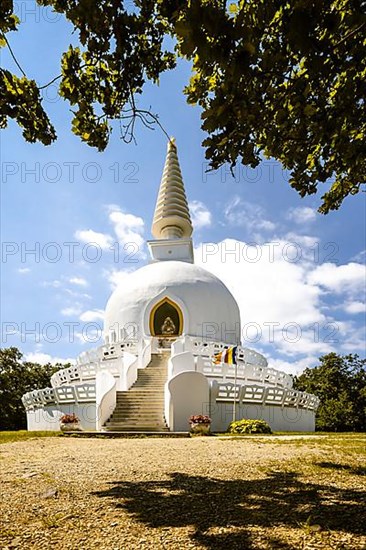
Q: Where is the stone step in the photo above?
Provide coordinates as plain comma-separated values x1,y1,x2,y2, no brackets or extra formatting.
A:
134,380,167,384
136,375,167,379
117,398,164,402
115,406,164,410
133,380,165,388
111,407,164,417
105,422,167,428
116,402,164,405
117,397,164,401
117,396,164,402
137,369,167,378
111,410,164,415
104,427,170,432
105,425,168,431
114,403,164,412
118,389,165,394
115,401,164,406
113,412,164,416
112,410,164,415
112,408,163,412
110,417,165,423
119,388,165,392
136,374,166,377
118,389,165,392
114,404,164,409
117,394,164,398
111,408,164,418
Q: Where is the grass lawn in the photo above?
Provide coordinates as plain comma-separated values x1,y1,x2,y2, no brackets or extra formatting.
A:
0,432,365,549
0,430,60,444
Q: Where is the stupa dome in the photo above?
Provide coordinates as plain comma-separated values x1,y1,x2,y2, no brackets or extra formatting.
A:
104,260,241,344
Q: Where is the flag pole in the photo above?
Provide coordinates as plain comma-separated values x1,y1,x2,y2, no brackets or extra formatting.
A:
233,354,238,424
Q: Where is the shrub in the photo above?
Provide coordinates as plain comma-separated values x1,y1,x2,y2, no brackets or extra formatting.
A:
227,418,272,434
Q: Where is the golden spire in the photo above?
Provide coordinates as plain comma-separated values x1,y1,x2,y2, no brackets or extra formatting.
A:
151,138,193,240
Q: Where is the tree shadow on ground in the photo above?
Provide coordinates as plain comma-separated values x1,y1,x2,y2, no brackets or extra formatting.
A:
92,471,366,549
315,461,366,476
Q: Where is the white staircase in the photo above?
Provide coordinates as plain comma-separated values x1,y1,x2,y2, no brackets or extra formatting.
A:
103,353,169,432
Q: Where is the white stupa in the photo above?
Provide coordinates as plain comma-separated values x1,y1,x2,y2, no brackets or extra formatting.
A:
22,140,319,433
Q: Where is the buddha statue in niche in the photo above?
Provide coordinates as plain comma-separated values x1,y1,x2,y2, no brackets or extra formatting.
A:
161,316,176,335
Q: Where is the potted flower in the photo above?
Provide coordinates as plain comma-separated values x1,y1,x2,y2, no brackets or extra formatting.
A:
189,414,212,435
59,413,81,432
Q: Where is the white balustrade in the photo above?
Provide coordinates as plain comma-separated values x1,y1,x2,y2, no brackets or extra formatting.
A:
55,386,76,403
282,389,300,407
79,362,98,380
39,387,56,405
139,339,152,369
208,381,319,411
75,384,96,402
22,382,97,410
214,382,241,402
176,336,293,389
241,384,266,404
23,334,319,414
264,386,286,406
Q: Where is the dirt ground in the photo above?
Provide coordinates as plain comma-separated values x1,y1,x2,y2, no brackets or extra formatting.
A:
0,434,365,549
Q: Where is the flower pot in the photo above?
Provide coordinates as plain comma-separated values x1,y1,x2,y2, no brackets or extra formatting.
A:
190,422,211,435
60,423,82,432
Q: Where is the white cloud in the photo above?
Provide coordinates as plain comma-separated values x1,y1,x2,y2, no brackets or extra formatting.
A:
189,200,212,229
44,277,89,289
283,232,319,251
194,238,365,357
308,262,366,294
195,238,324,329
68,276,88,287
42,279,62,288
75,229,113,250
64,289,92,300
75,329,103,346
342,301,365,314
61,306,82,317
224,197,276,233
340,325,366,352
79,309,104,322
24,352,74,366
351,249,366,263
273,327,335,357
286,206,317,224
17,267,30,274
108,207,145,253
267,355,319,376
104,268,135,290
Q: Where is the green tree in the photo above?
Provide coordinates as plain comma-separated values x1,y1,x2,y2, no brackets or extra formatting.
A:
1,1,365,212
0,347,67,430
294,353,366,432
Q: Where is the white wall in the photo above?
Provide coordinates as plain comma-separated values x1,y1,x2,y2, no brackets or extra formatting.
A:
95,371,116,430
209,400,316,432
26,403,98,431
167,371,210,431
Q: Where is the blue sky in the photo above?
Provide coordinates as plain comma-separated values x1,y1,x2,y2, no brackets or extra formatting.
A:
1,2,365,373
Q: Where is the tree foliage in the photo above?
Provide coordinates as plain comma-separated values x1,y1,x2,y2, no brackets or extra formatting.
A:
294,353,366,432
0,347,66,430
1,0,365,212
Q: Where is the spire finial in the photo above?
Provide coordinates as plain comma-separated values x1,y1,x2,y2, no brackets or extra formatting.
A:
151,139,193,240
168,136,176,150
